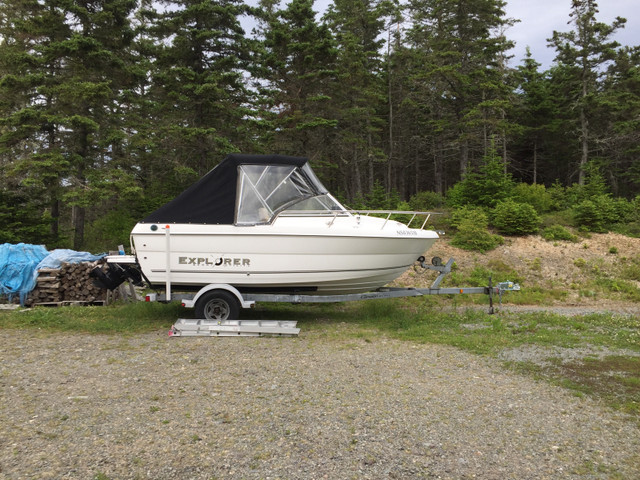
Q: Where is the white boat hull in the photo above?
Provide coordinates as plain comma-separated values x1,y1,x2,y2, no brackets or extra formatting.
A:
132,216,438,294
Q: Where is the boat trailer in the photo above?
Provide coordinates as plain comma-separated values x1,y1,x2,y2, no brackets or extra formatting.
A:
143,256,520,337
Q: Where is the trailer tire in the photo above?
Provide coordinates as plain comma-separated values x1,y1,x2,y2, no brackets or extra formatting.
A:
194,290,240,320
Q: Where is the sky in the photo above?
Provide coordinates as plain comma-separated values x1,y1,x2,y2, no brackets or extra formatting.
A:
504,0,639,68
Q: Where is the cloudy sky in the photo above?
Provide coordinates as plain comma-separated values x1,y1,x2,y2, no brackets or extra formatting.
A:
504,0,639,68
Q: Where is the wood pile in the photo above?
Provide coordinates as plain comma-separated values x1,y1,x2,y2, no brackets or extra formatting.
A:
26,261,108,306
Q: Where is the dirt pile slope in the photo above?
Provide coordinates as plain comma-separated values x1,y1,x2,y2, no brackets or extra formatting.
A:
396,232,640,307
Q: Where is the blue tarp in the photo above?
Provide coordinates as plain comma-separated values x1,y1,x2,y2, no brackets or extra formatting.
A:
0,243,49,305
36,249,105,271
0,244,106,306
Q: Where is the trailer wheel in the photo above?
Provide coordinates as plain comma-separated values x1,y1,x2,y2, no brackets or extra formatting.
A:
194,290,240,320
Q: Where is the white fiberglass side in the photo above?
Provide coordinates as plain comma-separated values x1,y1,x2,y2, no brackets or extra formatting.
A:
235,164,346,225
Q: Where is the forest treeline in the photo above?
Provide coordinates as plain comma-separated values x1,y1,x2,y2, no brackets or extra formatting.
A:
0,0,639,250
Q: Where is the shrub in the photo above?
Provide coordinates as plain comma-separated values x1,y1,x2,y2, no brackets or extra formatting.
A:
446,145,514,209
574,199,605,232
450,207,504,252
449,206,486,229
547,180,568,211
572,195,631,233
541,225,578,243
491,200,540,236
391,201,415,225
408,190,445,210
83,209,138,253
511,183,554,213
566,162,610,205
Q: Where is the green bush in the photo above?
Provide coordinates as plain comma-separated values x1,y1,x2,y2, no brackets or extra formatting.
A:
449,206,486,229
408,190,445,210
446,146,514,209
491,200,540,236
450,207,504,252
566,162,610,205
541,225,578,242
610,196,640,237
547,180,569,211
573,195,633,233
83,209,138,253
511,183,554,213
573,199,605,232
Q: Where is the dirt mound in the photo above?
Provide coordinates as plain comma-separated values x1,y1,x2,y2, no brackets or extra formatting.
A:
396,232,640,306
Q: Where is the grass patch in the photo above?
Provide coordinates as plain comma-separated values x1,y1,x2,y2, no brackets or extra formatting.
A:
515,356,640,416
541,225,579,243
0,301,183,333
560,356,640,414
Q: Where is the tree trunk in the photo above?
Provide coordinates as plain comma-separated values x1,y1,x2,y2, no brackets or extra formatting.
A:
50,198,59,239
460,138,469,179
353,148,362,197
533,140,538,184
72,205,85,250
579,103,588,185
434,142,443,195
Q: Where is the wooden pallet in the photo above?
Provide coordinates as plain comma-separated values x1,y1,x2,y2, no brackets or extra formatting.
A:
32,300,106,307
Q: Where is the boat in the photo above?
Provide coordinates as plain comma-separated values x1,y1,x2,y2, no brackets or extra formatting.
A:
124,154,439,295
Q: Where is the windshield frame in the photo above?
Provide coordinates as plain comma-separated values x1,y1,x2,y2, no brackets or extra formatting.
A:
235,164,345,225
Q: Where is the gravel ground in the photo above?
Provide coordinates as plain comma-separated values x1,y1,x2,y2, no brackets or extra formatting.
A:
2,326,639,480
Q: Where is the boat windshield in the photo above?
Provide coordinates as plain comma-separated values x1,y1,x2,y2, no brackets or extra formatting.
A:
236,164,345,225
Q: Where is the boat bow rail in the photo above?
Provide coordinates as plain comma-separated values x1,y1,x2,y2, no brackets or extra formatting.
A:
277,209,442,231
348,210,441,230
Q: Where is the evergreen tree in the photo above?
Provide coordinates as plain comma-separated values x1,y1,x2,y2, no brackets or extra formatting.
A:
0,0,68,243
512,49,558,184
149,0,253,182
63,0,138,249
253,0,337,161
548,0,626,185
598,46,640,196
446,140,514,209
405,0,515,181
324,0,387,198
1,0,138,249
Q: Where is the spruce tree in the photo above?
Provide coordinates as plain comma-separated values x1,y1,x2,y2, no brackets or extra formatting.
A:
0,0,138,249
253,0,337,161
0,0,68,243
513,49,558,184
598,46,640,196
405,0,515,181
548,0,626,185
149,0,253,182
324,0,388,199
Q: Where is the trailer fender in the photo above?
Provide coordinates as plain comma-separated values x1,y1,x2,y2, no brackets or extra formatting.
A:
182,284,254,310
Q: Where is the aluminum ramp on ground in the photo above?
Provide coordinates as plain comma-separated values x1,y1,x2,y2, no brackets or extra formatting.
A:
169,319,300,337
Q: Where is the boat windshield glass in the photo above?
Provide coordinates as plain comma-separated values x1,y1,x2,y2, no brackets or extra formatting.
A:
280,194,345,214
237,164,324,224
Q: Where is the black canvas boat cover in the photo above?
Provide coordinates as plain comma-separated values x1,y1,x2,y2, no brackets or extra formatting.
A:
141,154,312,225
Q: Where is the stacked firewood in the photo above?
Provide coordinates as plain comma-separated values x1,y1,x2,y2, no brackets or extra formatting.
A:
26,261,108,306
